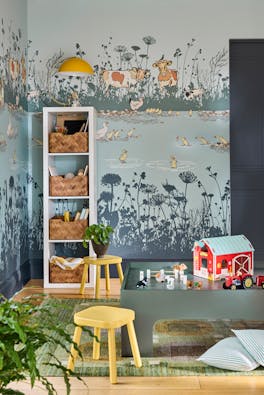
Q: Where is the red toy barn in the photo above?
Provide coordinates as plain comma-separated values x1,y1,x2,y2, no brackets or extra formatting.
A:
193,234,254,281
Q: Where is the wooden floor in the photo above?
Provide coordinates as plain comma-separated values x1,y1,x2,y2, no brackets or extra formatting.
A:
11,279,264,395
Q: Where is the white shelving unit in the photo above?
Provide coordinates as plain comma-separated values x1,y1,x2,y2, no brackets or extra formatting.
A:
43,107,96,288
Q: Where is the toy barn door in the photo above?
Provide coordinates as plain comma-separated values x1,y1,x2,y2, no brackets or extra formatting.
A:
199,253,209,278
232,254,251,275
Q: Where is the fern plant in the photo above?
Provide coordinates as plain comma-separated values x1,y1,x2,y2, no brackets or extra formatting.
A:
0,295,90,395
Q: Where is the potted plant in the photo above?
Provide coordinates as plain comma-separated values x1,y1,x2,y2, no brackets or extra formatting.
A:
83,223,114,257
0,294,88,395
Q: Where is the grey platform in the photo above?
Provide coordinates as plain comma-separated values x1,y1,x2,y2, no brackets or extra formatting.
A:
120,261,264,357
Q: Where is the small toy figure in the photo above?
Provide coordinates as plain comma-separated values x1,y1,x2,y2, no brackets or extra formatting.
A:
173,263,188,272
139,270,144,281
146,269,151,280
194,281,202,289
155,269,165,282
136,277,148,288
166,277,175,289
186,280,202,289
187,280,193,288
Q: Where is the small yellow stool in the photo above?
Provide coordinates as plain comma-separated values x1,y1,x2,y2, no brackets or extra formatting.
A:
79,255,123,298
67,305,142,384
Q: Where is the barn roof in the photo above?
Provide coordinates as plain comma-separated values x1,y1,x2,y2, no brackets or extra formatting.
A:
198,235,254,255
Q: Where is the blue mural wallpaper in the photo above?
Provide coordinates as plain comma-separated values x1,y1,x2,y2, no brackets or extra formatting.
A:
1,0,264,294
0,0,30,296
94,102,230,259
25,31,230,258
26,38,229,111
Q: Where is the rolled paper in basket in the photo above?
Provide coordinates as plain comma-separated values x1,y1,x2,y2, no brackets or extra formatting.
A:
50,255,83,270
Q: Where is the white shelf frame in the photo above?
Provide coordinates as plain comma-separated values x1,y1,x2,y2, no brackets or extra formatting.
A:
43,106,97,289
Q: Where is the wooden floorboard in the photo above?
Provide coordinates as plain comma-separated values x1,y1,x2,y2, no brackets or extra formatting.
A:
8,376,264,395
10,279,264,394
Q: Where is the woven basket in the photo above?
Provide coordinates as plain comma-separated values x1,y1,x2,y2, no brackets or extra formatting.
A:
49,218,88,240
49,131,88,153
49,175,88,196
49,262,86,283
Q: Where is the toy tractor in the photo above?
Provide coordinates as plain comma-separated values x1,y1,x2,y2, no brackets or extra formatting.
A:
223,272,253,290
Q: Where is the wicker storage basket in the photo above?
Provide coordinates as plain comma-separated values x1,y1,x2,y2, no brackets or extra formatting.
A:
49,131,88,153
49,262,86,283
49,218,88,240
49,175,88,196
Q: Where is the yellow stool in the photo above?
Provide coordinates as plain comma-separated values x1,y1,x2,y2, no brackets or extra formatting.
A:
80,255,123,298
67,305,142,384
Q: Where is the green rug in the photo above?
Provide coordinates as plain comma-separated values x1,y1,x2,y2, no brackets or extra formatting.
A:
37,298,264,376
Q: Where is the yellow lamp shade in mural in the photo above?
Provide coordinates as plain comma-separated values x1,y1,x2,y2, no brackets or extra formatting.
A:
58,57,94,76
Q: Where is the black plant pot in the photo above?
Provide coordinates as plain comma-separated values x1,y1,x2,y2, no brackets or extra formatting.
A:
91,241,109,258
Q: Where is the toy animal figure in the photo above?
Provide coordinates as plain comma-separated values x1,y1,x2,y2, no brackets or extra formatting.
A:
187,280,193,289
155,270,165,282
136,277,148,288
173,263,188,272
194,281,203,289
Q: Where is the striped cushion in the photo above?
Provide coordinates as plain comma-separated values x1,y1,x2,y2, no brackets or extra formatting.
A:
197,337,259,371
232,329,264,367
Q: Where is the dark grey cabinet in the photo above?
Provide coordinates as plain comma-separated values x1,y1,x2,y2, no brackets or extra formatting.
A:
230,39,264,264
